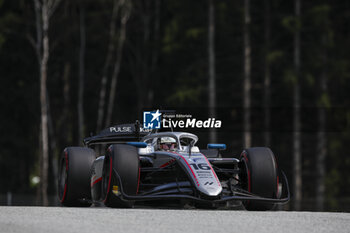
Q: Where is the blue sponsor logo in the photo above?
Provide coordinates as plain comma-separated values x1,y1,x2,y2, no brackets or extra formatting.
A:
143,110,162,129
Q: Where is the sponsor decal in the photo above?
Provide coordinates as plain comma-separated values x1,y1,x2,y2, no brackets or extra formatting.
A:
188,157,202,163
109,126,132,133
204,182,214,185
195,171,213,179
112,185,119,195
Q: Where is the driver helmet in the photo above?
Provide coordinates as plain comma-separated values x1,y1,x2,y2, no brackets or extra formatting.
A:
158,137,177,151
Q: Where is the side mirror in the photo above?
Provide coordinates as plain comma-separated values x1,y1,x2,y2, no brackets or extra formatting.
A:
191,146,200,153
207,143,226,150
126,142,148,148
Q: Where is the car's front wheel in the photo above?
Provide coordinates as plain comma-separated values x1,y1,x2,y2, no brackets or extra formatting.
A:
102,144,140,208
239,147,279,211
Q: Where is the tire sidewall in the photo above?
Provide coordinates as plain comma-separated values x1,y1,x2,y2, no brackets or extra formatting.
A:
240,147,278,211
103,144,139,208
58,147,96,206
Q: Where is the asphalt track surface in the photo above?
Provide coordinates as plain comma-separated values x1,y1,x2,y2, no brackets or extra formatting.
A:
0,206,349,233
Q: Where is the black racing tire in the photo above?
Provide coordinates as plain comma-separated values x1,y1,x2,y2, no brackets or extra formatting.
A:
58,147,96,207
102,144,140,208
239,147,278,211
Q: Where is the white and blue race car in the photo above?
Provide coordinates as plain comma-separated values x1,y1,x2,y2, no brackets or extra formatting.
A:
58,122,289,210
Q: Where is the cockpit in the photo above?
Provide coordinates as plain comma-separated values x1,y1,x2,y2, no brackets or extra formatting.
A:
140,132,200,154
157,136,178,151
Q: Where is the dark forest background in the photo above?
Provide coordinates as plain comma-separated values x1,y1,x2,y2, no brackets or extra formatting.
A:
0,0,349,211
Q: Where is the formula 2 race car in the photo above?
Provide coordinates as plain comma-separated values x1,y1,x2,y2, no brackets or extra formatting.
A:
58,121,290,210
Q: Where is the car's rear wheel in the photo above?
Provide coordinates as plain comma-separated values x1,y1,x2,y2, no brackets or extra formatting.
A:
239,147,278,211
102,144,139,208
58,147,96,207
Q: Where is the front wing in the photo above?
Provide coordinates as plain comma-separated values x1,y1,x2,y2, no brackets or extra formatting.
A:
110,167,290,205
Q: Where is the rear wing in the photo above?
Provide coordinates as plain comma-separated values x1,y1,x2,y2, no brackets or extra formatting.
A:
83,121,151,146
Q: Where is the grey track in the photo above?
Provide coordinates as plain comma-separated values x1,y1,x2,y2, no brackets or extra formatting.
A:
0,206,349,233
